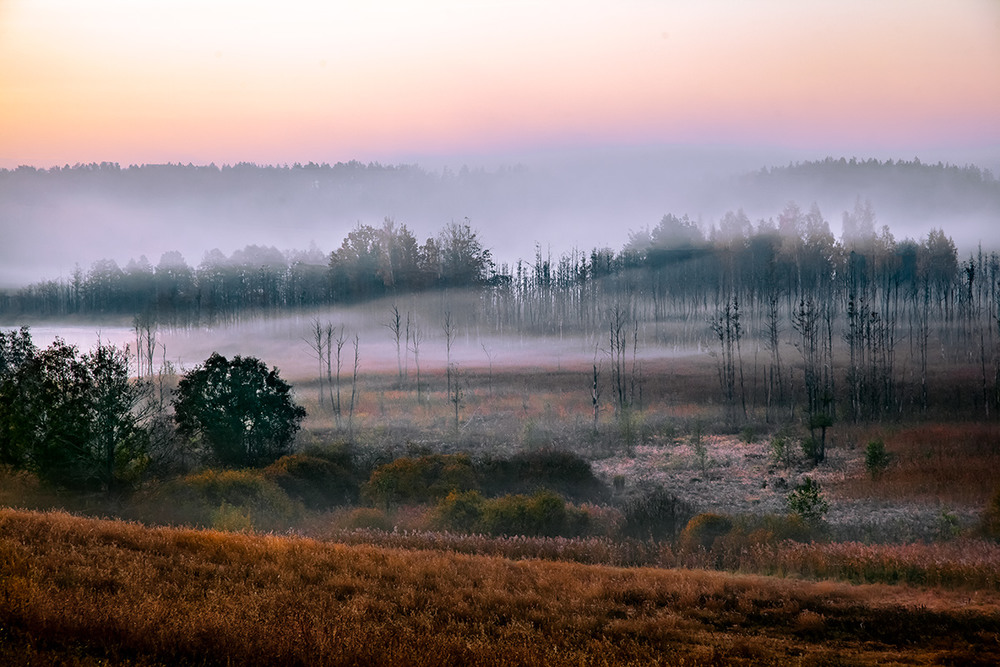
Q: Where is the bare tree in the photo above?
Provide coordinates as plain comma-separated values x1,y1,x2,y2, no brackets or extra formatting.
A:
591,351,602,433
450,365,463,430
793,297,832,463
328,324,348,427
443,309,456,397
408,317,424,403
481,342,496,397
132,314,157,381
710,295,745,419
607,303,636,415
304,319,327,407
404,310,413,379
385,305,404,386
348,334,360,434
764,291,784,421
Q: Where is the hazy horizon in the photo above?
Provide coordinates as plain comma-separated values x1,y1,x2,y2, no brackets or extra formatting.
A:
2,1,998,287
2,146,999,289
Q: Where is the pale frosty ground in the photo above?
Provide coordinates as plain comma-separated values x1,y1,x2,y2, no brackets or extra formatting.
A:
591,435,980,543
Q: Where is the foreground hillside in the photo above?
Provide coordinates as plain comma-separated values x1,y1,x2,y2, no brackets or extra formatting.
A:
0,509,997,666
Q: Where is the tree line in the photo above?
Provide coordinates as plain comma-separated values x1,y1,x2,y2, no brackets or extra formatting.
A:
4,195,998,425
0,327,305,494
482,199,998,432
0,219,496,323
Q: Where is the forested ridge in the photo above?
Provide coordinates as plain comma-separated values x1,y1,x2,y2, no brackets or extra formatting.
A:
2,155,996,289
3,158,1000,424
735,156,998,217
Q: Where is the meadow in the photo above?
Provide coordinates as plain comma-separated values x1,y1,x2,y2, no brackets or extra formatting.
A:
3,297,1000,665
1,508,998,666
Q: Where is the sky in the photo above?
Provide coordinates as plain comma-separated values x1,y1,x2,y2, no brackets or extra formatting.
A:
2,0,999,169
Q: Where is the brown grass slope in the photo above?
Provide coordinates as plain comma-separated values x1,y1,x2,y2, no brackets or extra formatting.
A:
1,509,998,666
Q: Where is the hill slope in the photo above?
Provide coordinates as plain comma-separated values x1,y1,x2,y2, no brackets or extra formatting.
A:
1,508,997,666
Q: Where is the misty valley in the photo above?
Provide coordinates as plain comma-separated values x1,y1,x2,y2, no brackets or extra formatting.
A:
1,158,999,665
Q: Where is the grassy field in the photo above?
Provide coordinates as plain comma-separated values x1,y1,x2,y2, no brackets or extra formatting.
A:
1,508,999,666
3,334,1000,665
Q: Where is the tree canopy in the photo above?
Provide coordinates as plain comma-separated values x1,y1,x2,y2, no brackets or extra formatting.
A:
0,330,151,492
174,353,306,468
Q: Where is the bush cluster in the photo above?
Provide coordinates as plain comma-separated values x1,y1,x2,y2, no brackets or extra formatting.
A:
263,450,357,508
679,513,734,552
361,454,477,507
361,449,608,508
138,469,301,531
475,449,608,502
678,512,817,562
618,487,694,542
434,489,591,538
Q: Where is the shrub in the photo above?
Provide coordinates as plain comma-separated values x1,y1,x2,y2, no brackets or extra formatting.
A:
864,439,892,480
619,487,694,543
718,514,814,553
480,490,572,538
362,454,477,507
800,437,821,465
982,486,1000,541
575,504,623,538
434,490,485,533
434,490,595,538
679,513,734,552
937,508,962,540
300,439,355,469
342,507,394,531
211,502,254,532
141,469,300,531
744,513,813,544
769,433,793,468
264,453,357,508
475,449,607,502
786,478,829,524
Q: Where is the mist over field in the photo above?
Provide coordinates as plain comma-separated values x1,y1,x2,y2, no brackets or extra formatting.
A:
4,2,1000,662
2,147,998,289
22,294,639,387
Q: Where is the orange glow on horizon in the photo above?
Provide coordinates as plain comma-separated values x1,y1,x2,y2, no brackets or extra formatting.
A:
1,0,998,168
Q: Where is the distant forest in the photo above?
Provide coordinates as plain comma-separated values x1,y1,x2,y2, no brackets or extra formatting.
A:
3,168,1000,421
736,156,998,217
2,157,997,287
3,157,995,226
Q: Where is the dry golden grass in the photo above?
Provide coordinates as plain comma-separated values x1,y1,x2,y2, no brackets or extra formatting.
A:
1,508,999,666
834,423,1000,506
297,523,1000,592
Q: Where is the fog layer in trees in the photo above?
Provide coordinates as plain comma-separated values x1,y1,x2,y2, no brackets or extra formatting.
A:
1,156,996,287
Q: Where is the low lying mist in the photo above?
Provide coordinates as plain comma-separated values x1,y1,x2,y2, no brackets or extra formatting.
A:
2,147,996,288
16,293,658,385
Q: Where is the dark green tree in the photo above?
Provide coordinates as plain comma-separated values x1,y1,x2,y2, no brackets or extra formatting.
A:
86,343,152,493
0,331,151,492
0,326,34,380
0,340,93,484
437,220,494,287
173,353,306,468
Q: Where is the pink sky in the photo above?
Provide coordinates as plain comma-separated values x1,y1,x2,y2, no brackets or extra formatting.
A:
1,0,998,168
